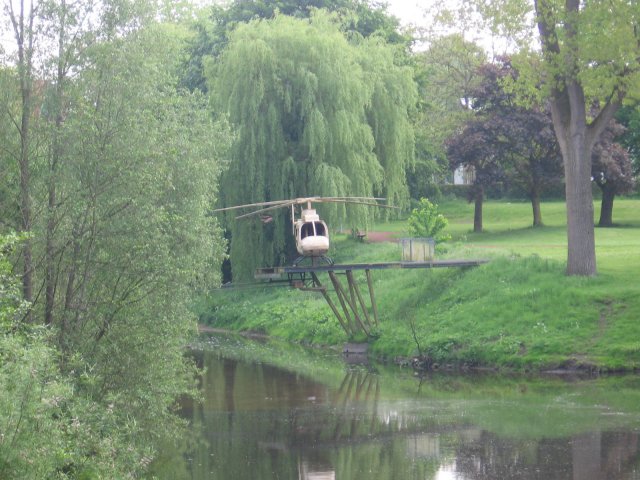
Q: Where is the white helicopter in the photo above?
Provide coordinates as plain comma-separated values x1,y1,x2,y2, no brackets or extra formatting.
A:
214,196,395,265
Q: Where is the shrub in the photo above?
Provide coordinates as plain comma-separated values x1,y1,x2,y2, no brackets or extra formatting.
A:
407,198,452,242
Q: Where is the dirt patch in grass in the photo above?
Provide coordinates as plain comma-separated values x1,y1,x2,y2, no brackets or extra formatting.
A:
365,231,398,243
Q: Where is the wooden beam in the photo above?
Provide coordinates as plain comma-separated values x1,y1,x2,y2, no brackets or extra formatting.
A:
329,271,369,336
365,269,379,326
311,272,352,336
347,270,373,331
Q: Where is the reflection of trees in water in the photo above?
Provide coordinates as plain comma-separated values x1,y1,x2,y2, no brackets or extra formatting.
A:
175,351,640,480
454,430,640,480
185,358,441,479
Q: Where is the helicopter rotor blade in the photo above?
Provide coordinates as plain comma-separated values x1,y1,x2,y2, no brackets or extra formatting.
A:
214,196,400,220
214,196,390,212
310,196,387,202
234,201,297,220
306,197,399,209
318,198,400,209
212,199,295,213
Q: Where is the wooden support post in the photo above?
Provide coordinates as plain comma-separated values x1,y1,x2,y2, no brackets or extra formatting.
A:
329,271,369,336
347,270,358,313
346,270,373,331
365,269,379,326
311,272,352,336
346,270,361,329
328,271,356,334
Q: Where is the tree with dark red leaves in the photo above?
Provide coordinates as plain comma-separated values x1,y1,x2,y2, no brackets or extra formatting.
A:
446,119,505,233
446,59,563,230
592,121,635,227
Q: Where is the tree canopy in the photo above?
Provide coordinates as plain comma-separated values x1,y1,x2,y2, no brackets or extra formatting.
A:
409,34,488,199
474,59,563,226
210,13,416,278
181,0,410,92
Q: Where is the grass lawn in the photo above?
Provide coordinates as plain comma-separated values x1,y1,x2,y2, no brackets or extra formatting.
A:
366,197,640,370
376,198,640,277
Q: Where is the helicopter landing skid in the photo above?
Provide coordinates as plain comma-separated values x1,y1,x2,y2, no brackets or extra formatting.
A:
293,255,334,267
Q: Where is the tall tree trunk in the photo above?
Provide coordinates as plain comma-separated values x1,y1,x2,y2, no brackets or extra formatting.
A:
544,47,597,276
46,3,68,327
11,1,37,315
45,182,56,326
19,105,33,307
536,0,621,276
562,135,596,275
473,186,483,233
598,187,615,227
530,188,542,227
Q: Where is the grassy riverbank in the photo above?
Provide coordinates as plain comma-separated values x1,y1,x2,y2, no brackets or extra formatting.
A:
199,198,640,372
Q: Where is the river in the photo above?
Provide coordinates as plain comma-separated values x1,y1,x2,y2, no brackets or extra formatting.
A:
155,333,640,479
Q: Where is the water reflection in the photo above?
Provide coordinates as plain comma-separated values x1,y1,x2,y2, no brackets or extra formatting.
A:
162,338,640,479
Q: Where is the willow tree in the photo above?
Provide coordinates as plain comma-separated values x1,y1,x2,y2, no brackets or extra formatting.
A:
210,13,416,279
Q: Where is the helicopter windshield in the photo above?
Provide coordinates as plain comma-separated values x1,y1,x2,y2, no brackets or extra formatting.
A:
300,221,327,239
301,223,314,239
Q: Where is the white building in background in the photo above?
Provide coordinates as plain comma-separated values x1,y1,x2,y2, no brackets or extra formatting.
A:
453,165,475,185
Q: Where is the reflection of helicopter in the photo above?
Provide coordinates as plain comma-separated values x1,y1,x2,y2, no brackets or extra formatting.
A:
214,197,396,265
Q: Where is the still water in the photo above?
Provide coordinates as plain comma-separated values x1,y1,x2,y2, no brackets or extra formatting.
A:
162,334,640,479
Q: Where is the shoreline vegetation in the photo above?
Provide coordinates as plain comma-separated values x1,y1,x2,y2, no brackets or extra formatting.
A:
199,198,640,374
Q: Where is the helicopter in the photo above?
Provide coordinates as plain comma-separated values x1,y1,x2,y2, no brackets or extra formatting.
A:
213,197,396,265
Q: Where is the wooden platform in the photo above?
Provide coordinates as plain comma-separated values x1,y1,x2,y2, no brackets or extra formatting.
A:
255,259,487,279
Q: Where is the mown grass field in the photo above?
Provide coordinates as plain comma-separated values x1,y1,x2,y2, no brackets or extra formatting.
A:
201,197,640,372
378,198,640,271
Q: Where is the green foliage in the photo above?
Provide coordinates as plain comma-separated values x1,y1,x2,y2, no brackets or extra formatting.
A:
48,22,222,473
0,317,72,477
209,12,416,278
179,0,410,93
0,234,126,478
0,5,229,477
414,34,486,158
0,233,29,326
408,35,487,205
616,104,640,176
407,198,451,242
492,0,640,107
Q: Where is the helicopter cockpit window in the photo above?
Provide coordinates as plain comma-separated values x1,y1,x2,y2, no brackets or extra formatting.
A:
314,222,326,236
301,223,314,239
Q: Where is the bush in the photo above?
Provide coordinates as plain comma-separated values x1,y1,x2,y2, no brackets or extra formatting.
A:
0,233,189,478
0,234,70,477
407,198,452,242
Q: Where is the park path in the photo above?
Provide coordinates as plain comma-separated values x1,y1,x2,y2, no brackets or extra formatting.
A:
364,231,397,243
